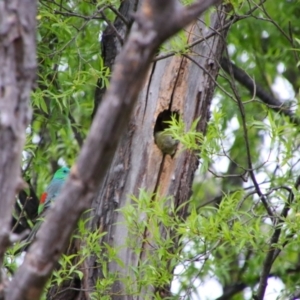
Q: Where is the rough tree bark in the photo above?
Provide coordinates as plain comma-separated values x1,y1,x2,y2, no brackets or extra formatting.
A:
0,0,37,297
83,5,229,300
5,1,222,299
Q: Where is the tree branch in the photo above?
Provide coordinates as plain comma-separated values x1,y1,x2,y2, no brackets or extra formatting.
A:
215,282,247,300
0,0,37,294
221,57,300,126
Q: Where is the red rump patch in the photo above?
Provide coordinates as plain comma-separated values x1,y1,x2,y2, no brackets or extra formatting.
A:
40,192,47,204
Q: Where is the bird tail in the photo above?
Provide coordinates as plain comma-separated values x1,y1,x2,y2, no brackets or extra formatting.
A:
19,220,42,252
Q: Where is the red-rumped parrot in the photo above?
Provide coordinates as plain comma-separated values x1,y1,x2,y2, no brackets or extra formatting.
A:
38,167,70,214
22,167,70,250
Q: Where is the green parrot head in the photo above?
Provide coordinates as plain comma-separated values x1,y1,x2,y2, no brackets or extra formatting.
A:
53,167,70,180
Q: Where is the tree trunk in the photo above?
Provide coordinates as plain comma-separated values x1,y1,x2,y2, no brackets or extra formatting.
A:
84,6,228,299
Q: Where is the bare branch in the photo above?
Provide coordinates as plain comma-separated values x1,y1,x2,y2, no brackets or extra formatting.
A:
223,50,275,219
54,10,103,20
68,112,84,147
100,11,124,45
221,57,300,126
154,0,267,62
107,5,130,27
215,282,247,300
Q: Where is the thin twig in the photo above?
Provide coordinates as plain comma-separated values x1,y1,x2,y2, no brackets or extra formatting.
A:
255,175,300,300
100,11,124,45
54,10,103,20
154,0,267,62
107,5,129,27
224,50,274,219
49,5,109,56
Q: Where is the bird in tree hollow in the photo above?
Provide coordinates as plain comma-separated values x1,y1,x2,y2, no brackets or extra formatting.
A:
23,167,70,250
155,131,179,156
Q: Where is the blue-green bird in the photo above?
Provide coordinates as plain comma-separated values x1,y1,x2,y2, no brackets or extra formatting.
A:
38,167,70,214
22,167,70,250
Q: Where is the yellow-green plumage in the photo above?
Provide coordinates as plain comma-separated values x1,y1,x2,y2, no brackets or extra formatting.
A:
155,131,179,155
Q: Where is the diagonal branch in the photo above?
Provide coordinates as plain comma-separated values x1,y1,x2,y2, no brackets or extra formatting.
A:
215,282,247,300
221,57,300,126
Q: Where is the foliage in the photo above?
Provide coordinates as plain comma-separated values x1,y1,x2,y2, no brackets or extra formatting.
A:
160,0,300,298
188,0,300,298
5,0,300,299
121,190,181,298
24,0,112,194
163,115,204,151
